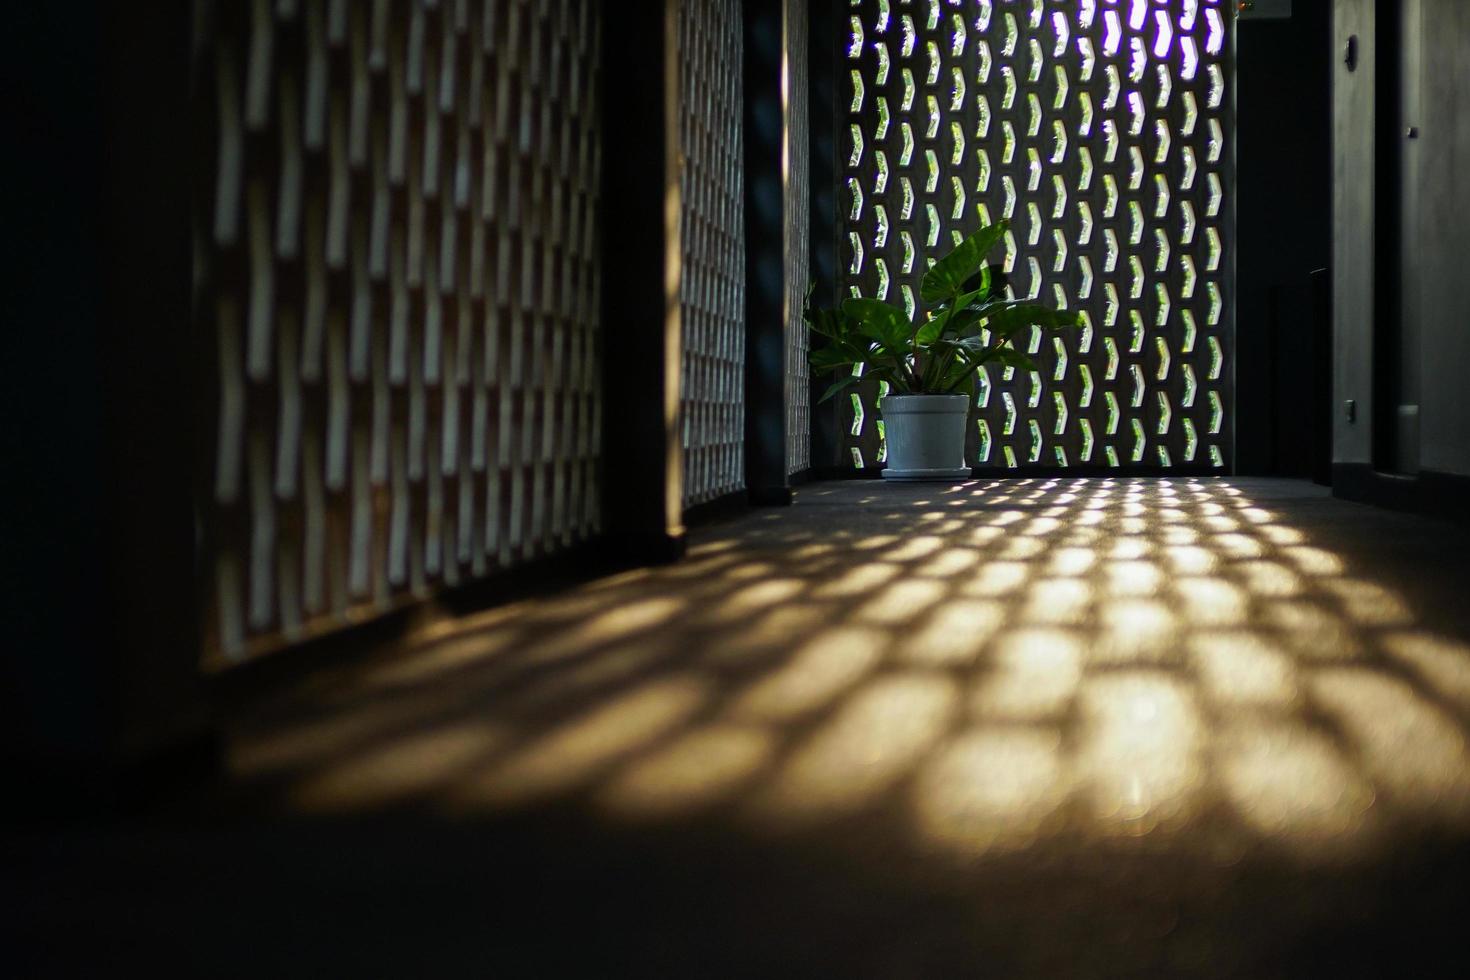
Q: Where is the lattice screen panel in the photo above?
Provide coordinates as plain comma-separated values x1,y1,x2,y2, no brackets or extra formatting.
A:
839,0,1233,470
195,0,603,664
785,0,813,476
679,0,747,507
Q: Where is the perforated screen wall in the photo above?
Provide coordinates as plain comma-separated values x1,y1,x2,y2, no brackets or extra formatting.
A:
679,0,748,507
786,0,814,476
839,0,1234,470
195,0,603,664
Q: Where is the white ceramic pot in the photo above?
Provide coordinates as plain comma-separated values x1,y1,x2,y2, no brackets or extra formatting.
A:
880,394,972,481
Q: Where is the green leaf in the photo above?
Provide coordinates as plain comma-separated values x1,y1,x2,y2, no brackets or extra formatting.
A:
807,304,863,341
945,335,992,355
817,373,863,404
948,299,1029,338
809,345,862,372
932,343,982,394
916,285,990,346
913,311,948,349
942,365,979,396
985,343,1039,373
920,220,1007,304
841,298,913,351
975,304,1082,344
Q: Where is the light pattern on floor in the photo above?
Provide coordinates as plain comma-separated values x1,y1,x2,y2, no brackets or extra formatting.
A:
236,480,1470,866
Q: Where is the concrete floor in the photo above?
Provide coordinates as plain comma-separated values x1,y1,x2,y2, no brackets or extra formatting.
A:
9,478,1470,977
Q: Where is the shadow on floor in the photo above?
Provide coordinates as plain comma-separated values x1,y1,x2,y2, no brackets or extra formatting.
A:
9,478,1470,977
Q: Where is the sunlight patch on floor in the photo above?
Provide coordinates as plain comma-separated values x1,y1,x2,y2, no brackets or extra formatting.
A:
244,479,1470,867
749,672,958,824
913,727,1070,857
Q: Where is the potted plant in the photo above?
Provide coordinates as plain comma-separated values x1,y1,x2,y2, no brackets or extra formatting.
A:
806,219,1081,480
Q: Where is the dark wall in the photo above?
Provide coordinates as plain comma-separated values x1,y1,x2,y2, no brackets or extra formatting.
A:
1,3,110,764
0,3,203,786
806,0,843,473
1235,4,1333,478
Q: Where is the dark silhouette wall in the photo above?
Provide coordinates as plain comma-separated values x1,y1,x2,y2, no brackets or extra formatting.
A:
1235,4,1332,479
1,2,202,788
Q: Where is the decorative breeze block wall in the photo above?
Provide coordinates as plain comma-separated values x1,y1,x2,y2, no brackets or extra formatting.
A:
839,0,1234,470
679,0,748,507
195,0,603,665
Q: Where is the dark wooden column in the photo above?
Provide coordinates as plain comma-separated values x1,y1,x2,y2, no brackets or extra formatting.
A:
807,0,844,475
743,0,794,505
601,0,687,560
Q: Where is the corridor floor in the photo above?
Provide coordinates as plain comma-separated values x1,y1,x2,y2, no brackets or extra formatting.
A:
11,478,1470,977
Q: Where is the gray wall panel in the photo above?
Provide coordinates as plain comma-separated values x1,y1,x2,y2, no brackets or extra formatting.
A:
1415,1,1470,476
1331,0,1375,465
1332,0,1470,477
